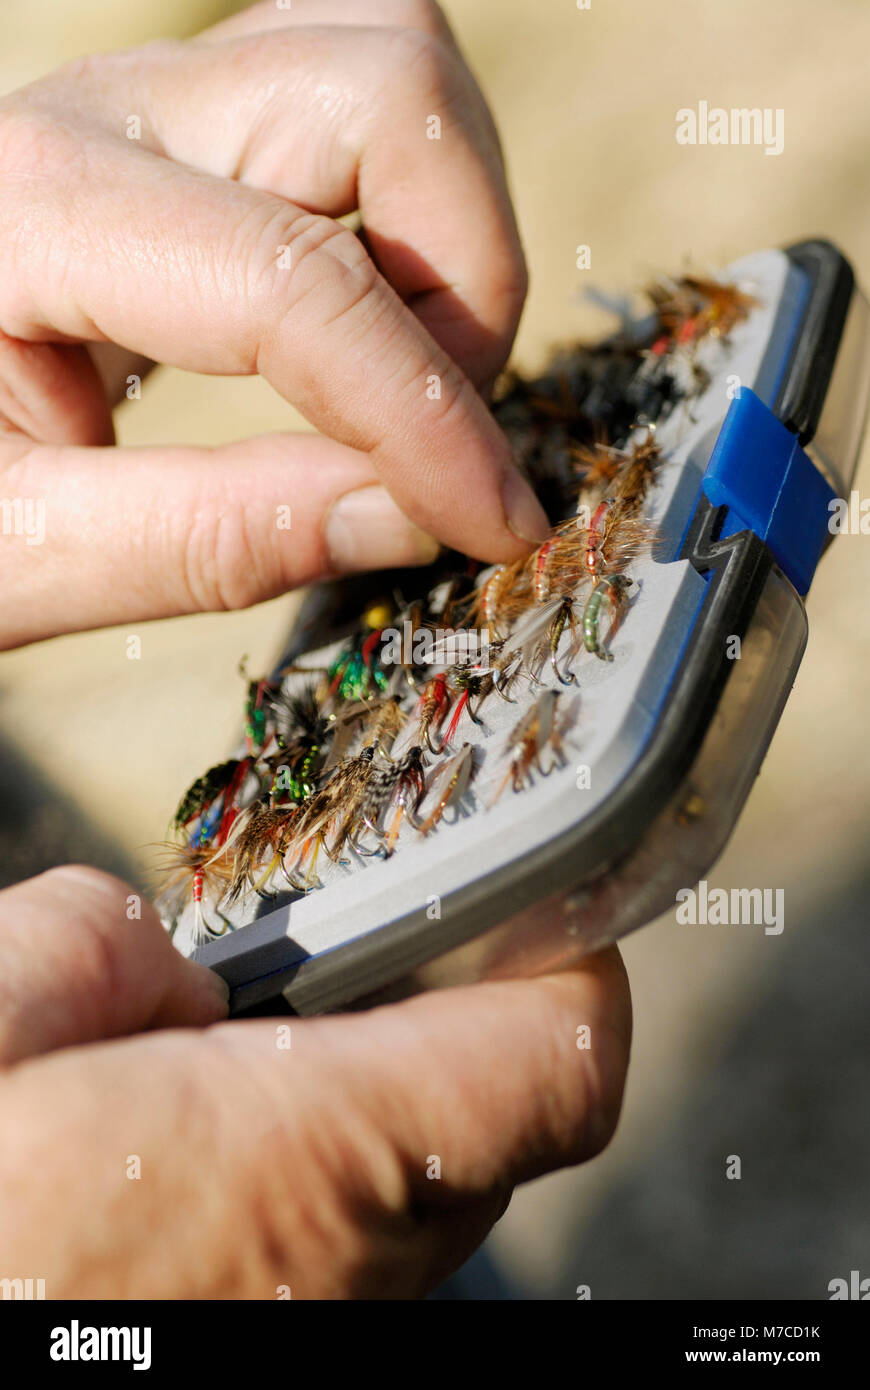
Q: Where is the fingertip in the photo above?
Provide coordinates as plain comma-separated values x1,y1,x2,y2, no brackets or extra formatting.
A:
159,959,231,1028
501,467,551,547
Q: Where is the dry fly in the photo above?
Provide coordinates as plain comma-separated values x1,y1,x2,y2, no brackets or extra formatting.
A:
471,559,531,639
414,674,453,754
284,745,379,872
222,801,304,902
354,745,426,839
156,839,234,946
412,742,476,834
495,690,567,799
381,746,428,852
647,275,756,347
500,596,583,687
609,431,661,518
362,696,406,755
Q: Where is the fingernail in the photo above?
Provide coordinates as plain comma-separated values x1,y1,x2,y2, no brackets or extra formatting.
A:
501,469,550,545
325,486,440,571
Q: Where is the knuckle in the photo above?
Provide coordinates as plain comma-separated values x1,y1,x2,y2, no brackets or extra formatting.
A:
414,355,475,428
178,488,266,613
50,47,115,87
40,863,133,910
381,25,460,106
0,106,83,333
54,39,183,93
243,207,389,388
39,865,159,938
0,101,69,182
244,207,374,320
47,49,111,92
387,0,451,38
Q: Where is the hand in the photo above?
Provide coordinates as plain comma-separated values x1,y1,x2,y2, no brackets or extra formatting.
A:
0,0,550,650
0,867,631,1298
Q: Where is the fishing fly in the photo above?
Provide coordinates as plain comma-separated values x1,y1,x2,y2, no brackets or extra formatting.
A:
495,690,567,798
582,574,635,661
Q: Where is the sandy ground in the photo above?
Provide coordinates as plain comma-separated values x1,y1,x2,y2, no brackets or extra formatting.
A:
2,0,869,1299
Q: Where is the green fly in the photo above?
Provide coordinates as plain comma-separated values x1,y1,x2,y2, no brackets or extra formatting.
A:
328,629,391,701
582,574,634,661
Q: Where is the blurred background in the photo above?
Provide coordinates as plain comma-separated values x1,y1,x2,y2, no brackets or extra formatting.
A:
1,0,868,1299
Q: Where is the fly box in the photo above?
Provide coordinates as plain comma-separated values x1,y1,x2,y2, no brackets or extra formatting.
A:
162,240,870,1016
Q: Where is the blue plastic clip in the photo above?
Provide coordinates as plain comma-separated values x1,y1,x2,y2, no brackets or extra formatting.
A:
702,388,836,595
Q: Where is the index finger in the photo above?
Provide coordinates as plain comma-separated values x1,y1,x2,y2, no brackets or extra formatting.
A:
213,939,632,1194
0,110,547,559
197,1,524,385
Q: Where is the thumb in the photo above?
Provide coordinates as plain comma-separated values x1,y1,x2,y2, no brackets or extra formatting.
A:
0,866,229,1066
0,433,439,648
